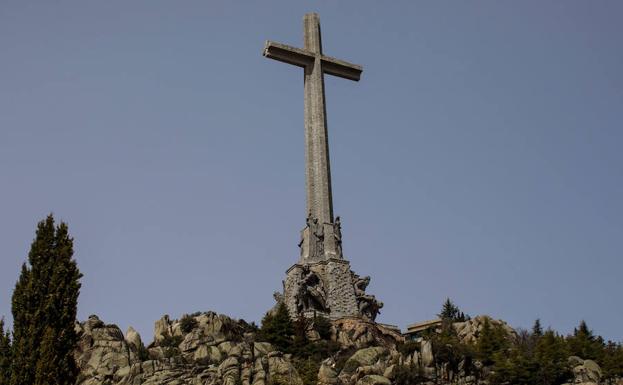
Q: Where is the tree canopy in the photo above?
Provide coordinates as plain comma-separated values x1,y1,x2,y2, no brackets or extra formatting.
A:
10,215,82,385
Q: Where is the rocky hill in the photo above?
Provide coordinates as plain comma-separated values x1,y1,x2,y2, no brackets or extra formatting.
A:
73,312,615,385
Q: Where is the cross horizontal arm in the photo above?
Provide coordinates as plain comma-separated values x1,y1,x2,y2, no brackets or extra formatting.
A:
321,55,362,81
263,41,314,68
264,41,363,81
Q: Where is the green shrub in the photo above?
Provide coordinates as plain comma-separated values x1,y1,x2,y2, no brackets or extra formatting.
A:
238,319,259,334
137,344,150,361
397,340,420,356
430,321,476,379
294,358,321,385
163,347,180,359
477,317,510,365
394,363,426,385
312,315,332,340
180,314,198,334
258,303,294,352
160,334,183,348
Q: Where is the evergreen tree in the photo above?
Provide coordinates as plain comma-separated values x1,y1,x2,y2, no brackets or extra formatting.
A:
311,315,332,340
534,330,571,385
438,298,459,321
258,302,294,352
476,317,508,365
437,298,469,323
0,318,11,385
532,319,543,337
430,319,475,381
491,328,539,385
567,320,604,361
10,215,82,385
492,346,538,385
601,341,623,381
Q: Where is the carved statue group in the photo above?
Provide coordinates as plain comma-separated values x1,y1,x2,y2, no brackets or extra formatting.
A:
294,265,328,313
288,267,383,322
289,215,382,322
352,274,383,321
299,213,343,259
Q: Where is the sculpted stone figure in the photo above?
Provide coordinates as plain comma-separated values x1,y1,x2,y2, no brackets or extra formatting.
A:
353,274,370,297
295,266,328,313
334,216,343,258
313,218,324,257
273,291,284,305
301,213,325,259
352,274,383,321
360,297,383,321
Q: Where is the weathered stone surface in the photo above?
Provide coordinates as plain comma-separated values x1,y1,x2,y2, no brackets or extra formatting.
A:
284,259,363,320
453,315,517,344
74,315,138,385
383,364,397,380
333,317,403,350
569,356,602,384
421,339,434,367
75,311,315,385
77,311,616,385
253,342,274,358
342,347,388,377
318,357,339,385
263,351,304,385
193,344,221,364
125,326,142,351
355,374,391,385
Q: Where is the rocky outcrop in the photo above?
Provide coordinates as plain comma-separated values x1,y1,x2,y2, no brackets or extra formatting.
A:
74,315,140,385
453,315,517,345
75,312,611,385
566,356,602,385
75,312,303,385
332,318,403,351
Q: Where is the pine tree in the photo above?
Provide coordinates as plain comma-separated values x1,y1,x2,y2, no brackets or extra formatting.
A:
0,318,11,385
534,330,571,385
438,298,459,322
476,317,508,366
567,320,604,361
10,215,82,385
258,302,294,352
437,298,469,323
532,319,543,337
601,341,623,381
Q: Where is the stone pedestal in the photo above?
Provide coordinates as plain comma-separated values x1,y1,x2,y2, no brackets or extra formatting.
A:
298,223,340,263
283,258,378,320
280,219,383,322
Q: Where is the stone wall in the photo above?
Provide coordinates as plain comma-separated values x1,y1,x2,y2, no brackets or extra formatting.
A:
324,260,359,318
283,259,362,320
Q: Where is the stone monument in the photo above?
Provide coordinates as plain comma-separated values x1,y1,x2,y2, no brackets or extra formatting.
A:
264,13,383,321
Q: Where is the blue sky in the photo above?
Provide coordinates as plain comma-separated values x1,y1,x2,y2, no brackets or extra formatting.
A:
1,1,622,343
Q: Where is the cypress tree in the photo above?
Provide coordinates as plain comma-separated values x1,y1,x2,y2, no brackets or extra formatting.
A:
0,318,11,385
10,215,82,385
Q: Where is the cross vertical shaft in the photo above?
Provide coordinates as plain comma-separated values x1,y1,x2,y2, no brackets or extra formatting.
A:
263,13,362,261
303,13,333,226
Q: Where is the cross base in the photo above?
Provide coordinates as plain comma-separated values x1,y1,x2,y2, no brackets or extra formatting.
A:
282,258,383,322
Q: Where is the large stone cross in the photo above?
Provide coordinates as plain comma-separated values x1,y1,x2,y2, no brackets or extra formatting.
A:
263,13,362,262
